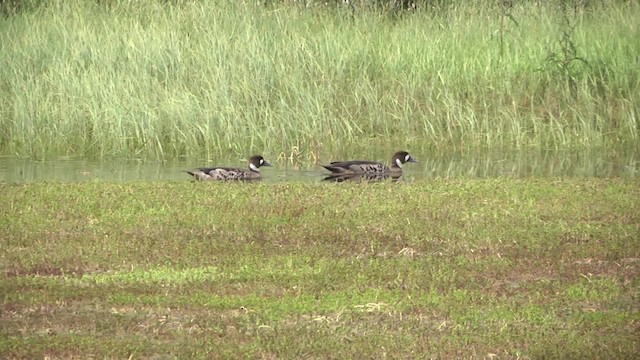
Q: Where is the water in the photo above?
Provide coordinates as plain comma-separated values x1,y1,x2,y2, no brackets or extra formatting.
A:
0,149,638,183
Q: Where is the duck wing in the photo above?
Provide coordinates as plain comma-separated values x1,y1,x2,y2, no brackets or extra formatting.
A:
188,167,256,181
322,160,387,174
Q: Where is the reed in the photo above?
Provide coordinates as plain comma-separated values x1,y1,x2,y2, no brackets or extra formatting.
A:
0,0,638,161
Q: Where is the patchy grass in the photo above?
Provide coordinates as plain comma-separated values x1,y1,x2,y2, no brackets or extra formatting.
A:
1,179,639,358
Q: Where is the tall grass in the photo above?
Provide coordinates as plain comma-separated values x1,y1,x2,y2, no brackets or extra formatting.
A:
0,0,638,161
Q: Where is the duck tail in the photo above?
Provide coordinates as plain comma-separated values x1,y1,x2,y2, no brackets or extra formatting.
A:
185,171,201,180
321,164,346,173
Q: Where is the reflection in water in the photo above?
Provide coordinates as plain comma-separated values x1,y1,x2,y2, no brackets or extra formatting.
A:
0,148,637,183
322,173,403,183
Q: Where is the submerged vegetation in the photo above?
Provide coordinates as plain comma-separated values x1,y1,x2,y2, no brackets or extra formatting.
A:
0,0,639,162
1,179,638,357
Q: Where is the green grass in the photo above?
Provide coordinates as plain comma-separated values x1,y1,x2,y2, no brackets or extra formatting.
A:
0,1,639,161
1,179,639,358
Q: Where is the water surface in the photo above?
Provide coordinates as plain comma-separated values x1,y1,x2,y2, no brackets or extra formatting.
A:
0,149,637,183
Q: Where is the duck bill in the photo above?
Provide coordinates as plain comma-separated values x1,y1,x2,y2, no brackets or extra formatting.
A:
263,161,273,167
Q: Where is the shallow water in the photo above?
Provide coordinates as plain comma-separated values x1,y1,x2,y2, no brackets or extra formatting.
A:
0,148,638,183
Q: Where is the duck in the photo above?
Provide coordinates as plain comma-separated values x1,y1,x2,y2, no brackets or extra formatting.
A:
322,172,403,183
321,151,418,175
186,155,272,181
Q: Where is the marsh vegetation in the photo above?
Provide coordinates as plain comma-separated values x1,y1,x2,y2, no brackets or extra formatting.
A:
0,0,638,162
1,2,639,358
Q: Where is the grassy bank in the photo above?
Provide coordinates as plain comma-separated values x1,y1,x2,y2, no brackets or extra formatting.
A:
0,1,639,161
1,179,639,358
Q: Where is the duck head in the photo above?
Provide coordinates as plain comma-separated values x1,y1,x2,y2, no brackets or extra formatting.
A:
392,151,418,168
248,155,272,172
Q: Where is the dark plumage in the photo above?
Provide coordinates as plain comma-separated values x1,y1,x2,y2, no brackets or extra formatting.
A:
321,151,418,175
322,172,403,183
186,155,272,181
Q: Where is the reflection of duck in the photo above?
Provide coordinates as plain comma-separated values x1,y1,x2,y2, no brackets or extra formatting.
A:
322,172,403,183
321,151,418,175
186,155,272,181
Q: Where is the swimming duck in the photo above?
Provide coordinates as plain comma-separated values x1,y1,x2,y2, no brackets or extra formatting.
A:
187,155,272,181
321,151,418,175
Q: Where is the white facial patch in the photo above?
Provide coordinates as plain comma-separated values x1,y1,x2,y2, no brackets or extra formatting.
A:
260,158,264,165
249,163,260,172
395,158,404,168
405,154,410,162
